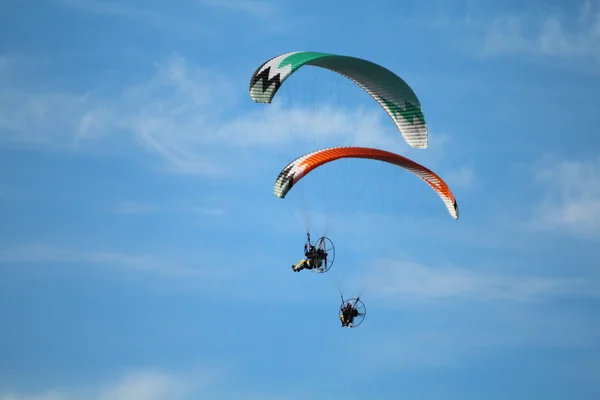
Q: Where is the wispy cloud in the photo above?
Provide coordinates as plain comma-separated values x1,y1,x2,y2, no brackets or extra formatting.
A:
358,304,600,372
198,0,280,19
192,206,226,216
354,256,600,371
361,258,600,304
532,154,600,239
0,53,412,177
58,0,160,21
0,367,221,400
0,366,319,400
56,0,211,37
445,165,474,188
58,0,299,36
481,1,600,62
113,200,155,214
0,89,93,150
197,0,311,33
0,243,234,279
108,200,227,217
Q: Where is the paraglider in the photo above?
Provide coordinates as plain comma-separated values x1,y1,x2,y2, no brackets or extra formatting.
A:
339,296,366,328
291,233,335,273
249,51,428,149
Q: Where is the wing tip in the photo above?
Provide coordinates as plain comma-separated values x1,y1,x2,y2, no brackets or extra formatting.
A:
273,183,286,198
452,200,459,220
250,97,272,104
406,135,428,149
273,177,292,199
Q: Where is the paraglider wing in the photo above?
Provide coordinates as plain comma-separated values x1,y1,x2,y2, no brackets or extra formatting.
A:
249,51,428,149
273,147,459,220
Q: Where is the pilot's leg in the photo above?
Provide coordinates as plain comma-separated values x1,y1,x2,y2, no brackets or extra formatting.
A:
292,259,307,272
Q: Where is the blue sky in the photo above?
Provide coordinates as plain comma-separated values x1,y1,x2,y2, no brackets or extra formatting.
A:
1,0,600,398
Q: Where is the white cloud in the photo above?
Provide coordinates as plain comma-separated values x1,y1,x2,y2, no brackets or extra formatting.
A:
196,0,312,33
445,165,474,188
361,258,600,304
0,368,220,400
0,393,65,400
0,243,234,279
58,0,159,21
193,206,226,216
0,89,93,150
533,154,600,239
358,305,600,371
58,0,303,38
0,53,408,177
354,260,600,371
481,2,600,61
0,367,318,400
198,0,280,19
114,200,155,214
96,370,191,400
56,0,211,37
109,200,227,217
